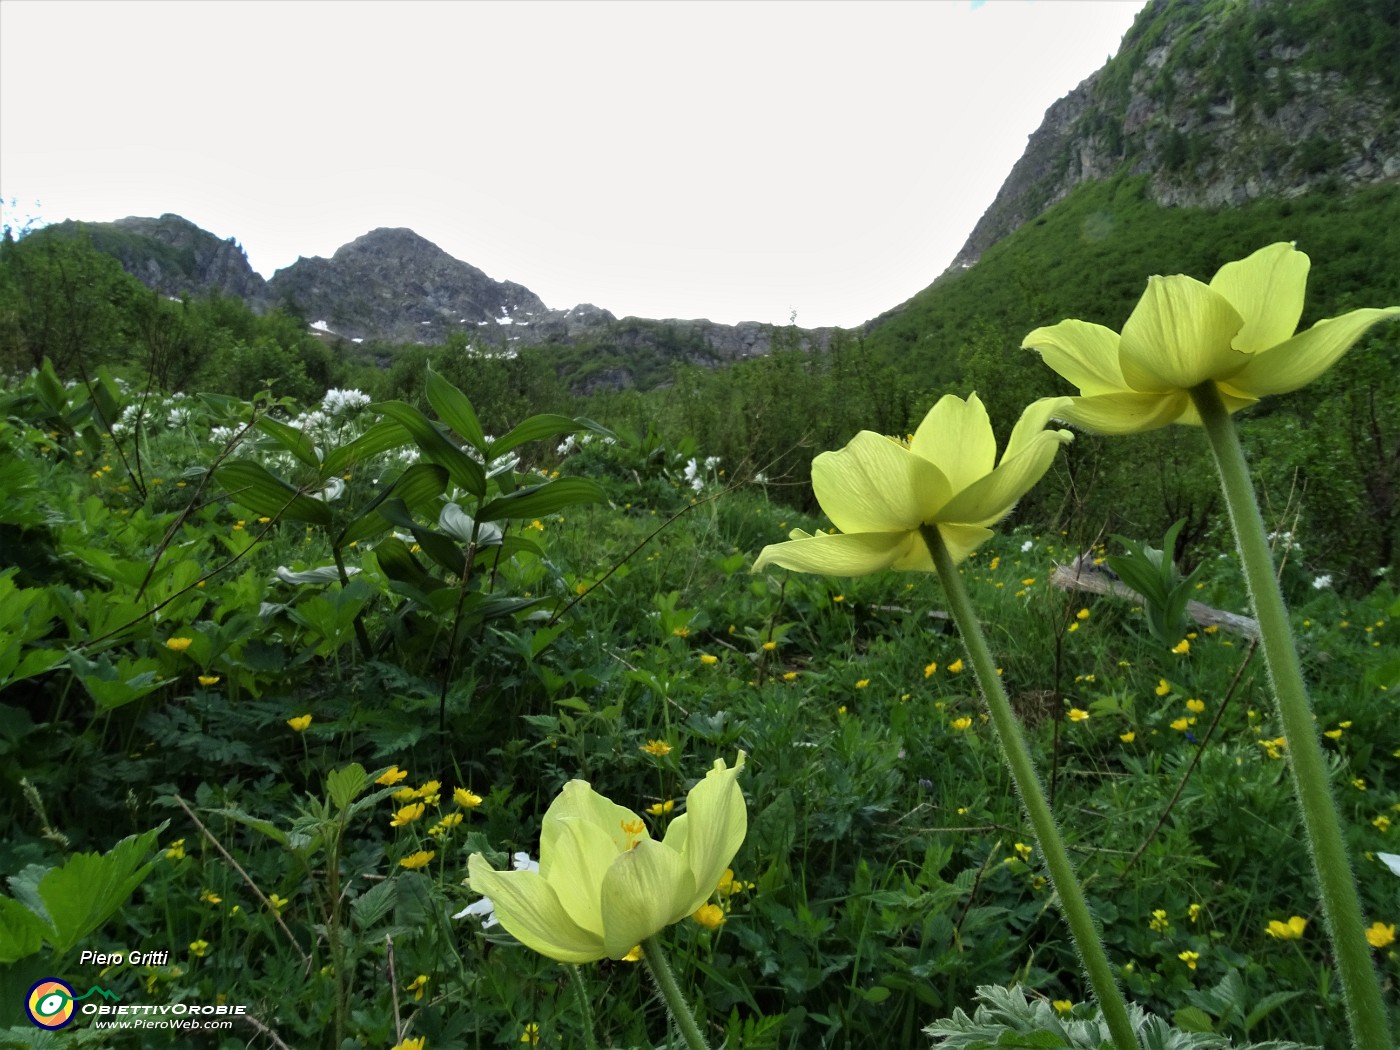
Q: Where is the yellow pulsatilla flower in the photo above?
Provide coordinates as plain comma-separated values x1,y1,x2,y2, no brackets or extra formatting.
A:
752,394,1073,574
466,753,746,963
1023,243,1400,434
1266,915,1308,940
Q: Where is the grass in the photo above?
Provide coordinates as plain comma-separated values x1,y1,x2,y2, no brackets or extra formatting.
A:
0,370,1396,1049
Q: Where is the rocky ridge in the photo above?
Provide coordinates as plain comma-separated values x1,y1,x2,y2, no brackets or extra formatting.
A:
952,0,1400,269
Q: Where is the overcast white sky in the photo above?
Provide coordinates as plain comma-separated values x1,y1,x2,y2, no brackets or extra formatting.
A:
1,0,1147,328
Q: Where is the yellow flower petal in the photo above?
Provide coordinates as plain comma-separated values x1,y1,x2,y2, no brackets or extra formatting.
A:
812,432,948,535
599,838,696,959
1226,307,1400,398
1022,320,1128,396
466,856,606,963
1208,241,1309,354
909,393,996,497
1119,275,1246,391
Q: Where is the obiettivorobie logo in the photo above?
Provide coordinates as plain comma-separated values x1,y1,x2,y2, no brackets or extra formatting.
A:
25,978,122,1029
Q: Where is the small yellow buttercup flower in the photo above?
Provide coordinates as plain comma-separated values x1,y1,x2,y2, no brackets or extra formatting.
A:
1186,698,1205,713
287,714,312,732
699,653,718,666
692,903,726,929
399,850,436,870
1188,903,1202,923
165,839,186,860
1365,922,1395,948
1172,639,1191,655
947,658,964,674
166,637,193,652
951,717,973,732
1178,950,1199,970
197,675,220,687
1266,915,1307,940
647,799,676,817
404,974,428,1001
189,940,209,958
268,893,288,912
454,787,483,809
377,766,409,787
200,890,221,905
1155,679,1171,697
924,662,937,678
392,1037,427,1050
640,739,673,758
1068,708,1089,723
390,803,427,827
1120,731,1136,743
1052,999,1074,1016
1014,843,1033,862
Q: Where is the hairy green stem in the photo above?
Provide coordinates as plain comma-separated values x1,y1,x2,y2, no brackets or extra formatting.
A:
640,935,711,1050
1190,381,1388,1050
924,525,1138,1050
568,965,601,1050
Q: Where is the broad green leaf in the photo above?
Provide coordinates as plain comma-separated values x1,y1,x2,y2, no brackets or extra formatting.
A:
350,877,397,931
21,826,164,956
323,419,412,476
202,807,290,847
1171,1006,1216,1034
69,653,175,710
489,413,586,459
336,461,449,547
426,367,486,450
477,477,606,523
371,539,441,595
215,461,333,526
0,895,49,963
372,401,485,498
327,763,369,811
256,416,321,469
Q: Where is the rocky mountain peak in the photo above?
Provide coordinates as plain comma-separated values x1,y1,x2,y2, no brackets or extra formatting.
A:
266,227,549,344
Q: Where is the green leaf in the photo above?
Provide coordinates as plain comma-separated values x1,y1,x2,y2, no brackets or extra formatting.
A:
11,826,165,956
327,763,369,811
215,461,333,526
69,653,175,710
336,461,449,547
1171,1006,1216,1034
425,367,486,449
0,895,50,963
476,477,606,523
350,877,398,931
372,401,485,498
202,807,290,847
323,419,412,477
1243,990,1303,1032
488,413,585,459
256,416,321,470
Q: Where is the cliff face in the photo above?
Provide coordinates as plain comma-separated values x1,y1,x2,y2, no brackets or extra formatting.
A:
42,214,271,306
952,0,1400,269
265,228,549,345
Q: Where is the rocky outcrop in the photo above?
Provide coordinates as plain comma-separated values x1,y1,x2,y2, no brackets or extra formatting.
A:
41,214,270,306
952,0,1400,269
266,227,549,345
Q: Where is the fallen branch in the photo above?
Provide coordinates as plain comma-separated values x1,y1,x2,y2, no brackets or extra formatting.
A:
1050,555,1259,640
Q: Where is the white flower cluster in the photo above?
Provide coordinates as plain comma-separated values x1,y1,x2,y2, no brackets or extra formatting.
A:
682,455,722,492
321,388,372,416
1311,574,1333,590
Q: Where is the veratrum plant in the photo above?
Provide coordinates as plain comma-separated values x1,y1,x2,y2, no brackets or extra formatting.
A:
924,985,1315,1050
1106,518,1203,647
